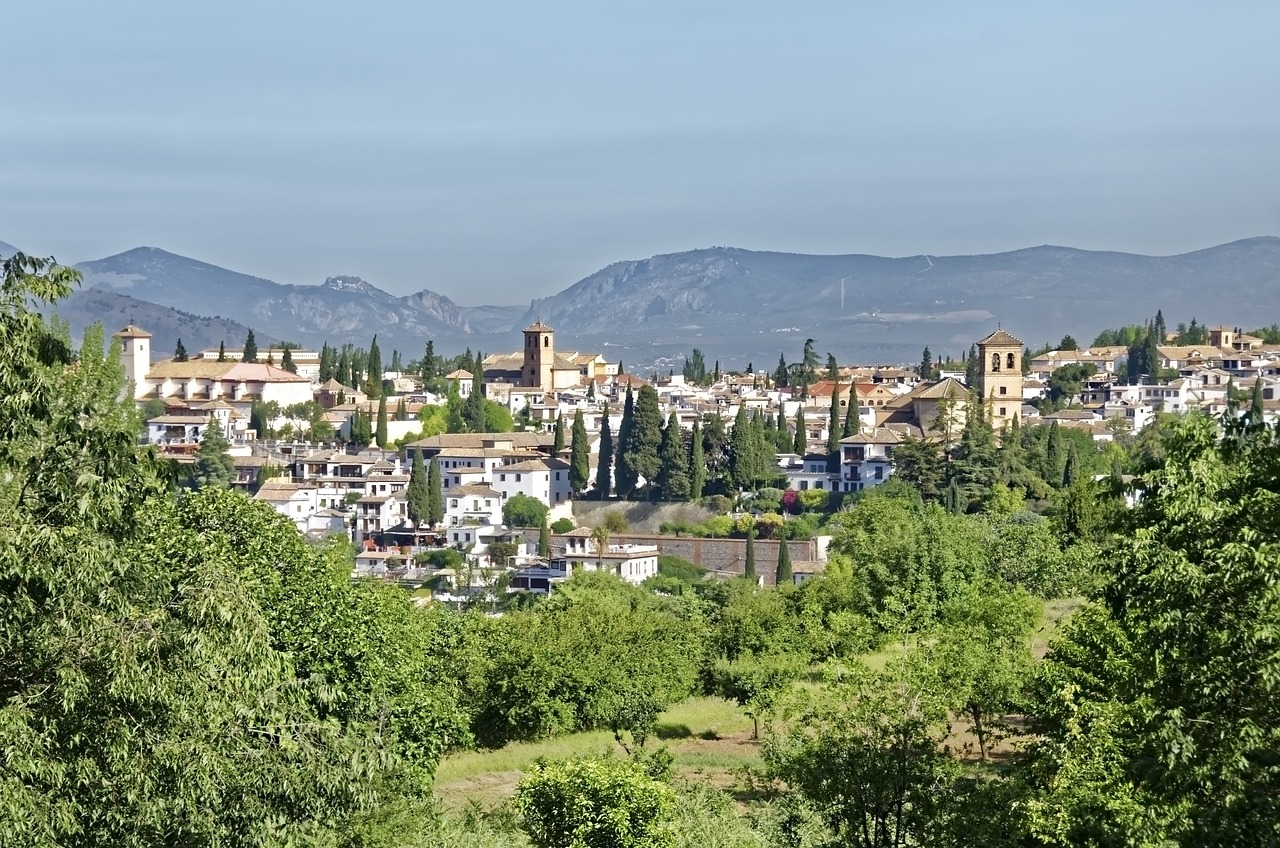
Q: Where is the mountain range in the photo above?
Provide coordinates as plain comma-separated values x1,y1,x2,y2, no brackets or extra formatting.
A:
4,238,1279,367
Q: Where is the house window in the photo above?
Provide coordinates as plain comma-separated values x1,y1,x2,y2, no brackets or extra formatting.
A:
874,466,883,480
555,471,561,480
999,407,1007,416
999,386,1007,395
450,499,458,508
516,474,522,482
500,474,506,481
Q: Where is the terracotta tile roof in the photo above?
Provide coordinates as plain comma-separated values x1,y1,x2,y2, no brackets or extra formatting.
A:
977,328,1024,347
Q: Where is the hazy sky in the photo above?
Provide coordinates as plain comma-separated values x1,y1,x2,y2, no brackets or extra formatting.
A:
5,1,1278,305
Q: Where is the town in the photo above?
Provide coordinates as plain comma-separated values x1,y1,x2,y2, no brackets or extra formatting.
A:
114,315,1280,600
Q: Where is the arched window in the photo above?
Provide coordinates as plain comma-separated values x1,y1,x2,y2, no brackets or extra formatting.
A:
991,353,1001,372
544,337,550,347
1006,352,1015,370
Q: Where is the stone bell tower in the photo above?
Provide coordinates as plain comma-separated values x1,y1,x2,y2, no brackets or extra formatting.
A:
976,328,1024,431
523,322,555,391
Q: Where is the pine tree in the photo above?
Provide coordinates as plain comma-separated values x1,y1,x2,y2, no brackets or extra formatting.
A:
842,385,859,438
173,338,188,362
569,409,590,493
656,412,690,500
744,525,757,581
242,329,258,363
217,340,227,362
775,537,792,586
376,394,388,448
792,406,806,455
688,419,704,500
407,450,430,528
366,335,383,398
553,412,566,454
596,404,613,499
826,353,839,381
427,454,443,526
614,386,637,496
190,422,234,489
281,347,297,374
919,346,933,381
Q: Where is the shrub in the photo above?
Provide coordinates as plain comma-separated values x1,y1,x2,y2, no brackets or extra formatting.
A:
503,493,548,528
551,517,575,534
602,510,630,533
516,757,674,848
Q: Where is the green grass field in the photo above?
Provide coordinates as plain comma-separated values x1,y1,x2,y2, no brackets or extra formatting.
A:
435,697,759,809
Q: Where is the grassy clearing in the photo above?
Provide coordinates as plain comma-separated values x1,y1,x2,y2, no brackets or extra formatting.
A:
435,697,761,810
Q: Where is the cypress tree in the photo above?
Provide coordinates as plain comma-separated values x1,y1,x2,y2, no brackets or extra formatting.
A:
775,537,792,586
624,385,663,494
1044,420,1063,486
217,340,227,362
1062,441,1081,488
919,346,933,381
395,397,407,421
596,404,613,499
281,347,297,374
842,385,859,438
656,412,690,500
407,450,430,528
366,335,383,398
173,338,188,362
774,352,789,387
792,406,806,455
614,387,637,496
553,412,566,454
688,419,704,500
318,343,333,382
744,525,757,581
826,353,839,381
242,329,258,363
375,394,388,448
964,344,979,387
336,347,350,387
569,409,590,493
463,371,486,432
427,454,443,526
538,517,550,559
729,402,756,490
1251,377,1265,423
826,385,841,459
776,407,789,452
753,409,772,482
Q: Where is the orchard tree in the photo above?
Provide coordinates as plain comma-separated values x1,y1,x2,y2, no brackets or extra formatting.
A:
516,757,674,848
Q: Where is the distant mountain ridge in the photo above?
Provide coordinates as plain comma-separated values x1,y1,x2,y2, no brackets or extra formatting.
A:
7,238,1280,367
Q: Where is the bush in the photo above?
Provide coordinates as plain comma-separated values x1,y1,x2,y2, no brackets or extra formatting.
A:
601,510,630,533
516,757,674,848
706,495,733,514
798,489,829,512
503,493,548,528
551,517,575,534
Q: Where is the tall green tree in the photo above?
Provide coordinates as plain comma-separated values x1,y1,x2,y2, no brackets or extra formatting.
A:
242,328,258,363
375,393,389,448
614,386,637,496
1251,376,1265,423
569,409,590,493
190,422,235,489
538,516,550,559
729,402,757,490
621,385,662,494
427,453,443,526
964,343,979,386
553,411,565,454
826,352,839,380
595,404,613,499
656,412,690,500
774,351,789,387
776,537,792,586
792,405,806,455
919,346,933,381
407,449,430,528
826,384,841,468
744,525,757,581
281,346,297,374
842,384,860,437
216,339,227,362
688,418,705,499
173,337,187,361
365,334,383,398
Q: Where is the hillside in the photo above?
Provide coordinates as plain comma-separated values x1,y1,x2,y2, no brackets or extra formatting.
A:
519,238,1280,361
75,247,474,352
51,288,264,357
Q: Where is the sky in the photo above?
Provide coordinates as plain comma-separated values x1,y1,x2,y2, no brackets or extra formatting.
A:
4,1,1279,305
